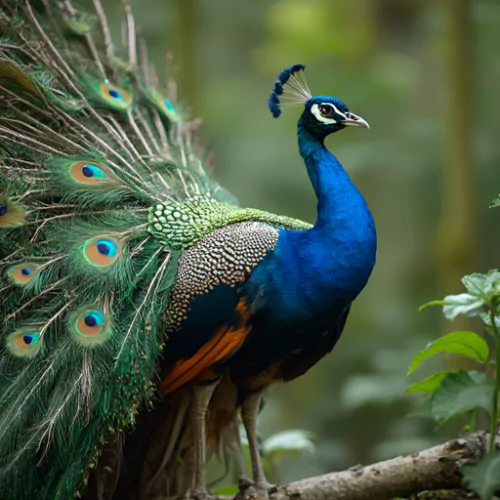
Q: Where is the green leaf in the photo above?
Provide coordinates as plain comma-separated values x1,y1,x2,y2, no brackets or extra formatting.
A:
407,331,489,375
480,311,500,329
430,371,494,423
418,300,445,312
442,293,484,320
462,450,500,499
406,371,457,394
420,269,500,317
462,270,500,300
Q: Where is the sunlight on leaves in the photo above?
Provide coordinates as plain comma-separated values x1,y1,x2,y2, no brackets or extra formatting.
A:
432,271,500,320
407,331,489,375
442,294,484,320
430,371,494,423
491,195,500,208
462,450,500,500
462,270,500,300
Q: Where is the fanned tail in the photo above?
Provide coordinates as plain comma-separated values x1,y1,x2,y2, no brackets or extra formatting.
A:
0,1,233,498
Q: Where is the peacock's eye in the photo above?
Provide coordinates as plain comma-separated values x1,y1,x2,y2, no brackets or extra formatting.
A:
318,104,334,117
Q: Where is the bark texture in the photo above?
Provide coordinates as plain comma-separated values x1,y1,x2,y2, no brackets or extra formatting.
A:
218,431,489,500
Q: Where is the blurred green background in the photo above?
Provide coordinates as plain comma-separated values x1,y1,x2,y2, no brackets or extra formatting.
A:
97,0,500,485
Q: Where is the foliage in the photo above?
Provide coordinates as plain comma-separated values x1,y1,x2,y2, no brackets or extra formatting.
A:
407,331,489,375
429,371,494,423
462,450,500,500
406,372,456,394
409,270,500,497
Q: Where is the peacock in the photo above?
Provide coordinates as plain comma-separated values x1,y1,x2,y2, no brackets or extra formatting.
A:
0,2,376,500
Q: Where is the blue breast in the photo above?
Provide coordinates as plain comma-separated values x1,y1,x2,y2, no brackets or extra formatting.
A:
235,221,376,373
233,128,377,376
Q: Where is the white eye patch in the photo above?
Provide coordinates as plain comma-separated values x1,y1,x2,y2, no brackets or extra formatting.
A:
311,103,347,125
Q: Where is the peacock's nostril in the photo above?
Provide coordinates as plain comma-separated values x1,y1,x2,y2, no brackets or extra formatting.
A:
341,111,370,129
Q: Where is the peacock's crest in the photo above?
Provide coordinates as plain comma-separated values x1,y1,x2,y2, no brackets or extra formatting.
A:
268,63,311,118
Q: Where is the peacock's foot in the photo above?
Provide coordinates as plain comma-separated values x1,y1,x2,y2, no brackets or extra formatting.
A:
183,488,215,500
237,476,254,491
256,481,277,492
236,478,279,500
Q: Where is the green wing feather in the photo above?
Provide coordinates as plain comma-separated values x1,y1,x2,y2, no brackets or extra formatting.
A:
0,1,310,498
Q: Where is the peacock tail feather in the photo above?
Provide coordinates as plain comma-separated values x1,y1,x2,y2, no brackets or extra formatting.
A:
0,1,311,498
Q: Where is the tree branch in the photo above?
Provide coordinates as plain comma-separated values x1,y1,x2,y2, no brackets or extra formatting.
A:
224,431,490,500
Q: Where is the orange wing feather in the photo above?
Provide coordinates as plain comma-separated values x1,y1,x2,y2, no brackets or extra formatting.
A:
161,299,252,394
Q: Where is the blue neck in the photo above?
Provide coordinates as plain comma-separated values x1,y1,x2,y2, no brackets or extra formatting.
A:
288,119,377,301
298,119,363,232
244,117,377,335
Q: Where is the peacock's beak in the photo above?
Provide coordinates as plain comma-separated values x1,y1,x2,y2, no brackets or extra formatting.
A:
341,112,370,129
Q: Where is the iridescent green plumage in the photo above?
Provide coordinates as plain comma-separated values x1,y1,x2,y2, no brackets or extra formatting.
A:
149,198,311,249
0,2,310,498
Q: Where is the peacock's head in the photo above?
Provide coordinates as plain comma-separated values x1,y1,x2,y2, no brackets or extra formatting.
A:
268,64,369,138
302,96,369,136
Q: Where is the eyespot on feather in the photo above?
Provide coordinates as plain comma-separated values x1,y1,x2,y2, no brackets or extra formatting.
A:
83,235,122,267
71,309,112,345
99,82,133,111
153,91,180,123
7,329,42,358
69,161,109,185
6,262,41,285
0,199,26,228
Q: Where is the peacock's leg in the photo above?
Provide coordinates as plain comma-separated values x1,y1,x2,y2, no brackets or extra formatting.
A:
241,390,274,491
232,420,251,483
187,380,220,499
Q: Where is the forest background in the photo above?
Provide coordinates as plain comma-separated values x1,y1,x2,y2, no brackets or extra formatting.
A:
94,0,499,488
